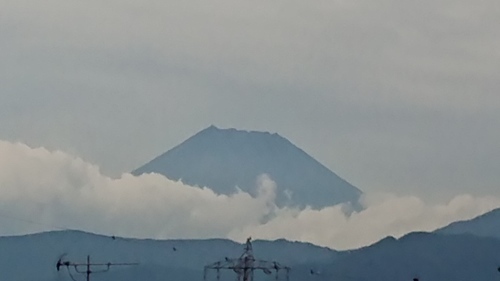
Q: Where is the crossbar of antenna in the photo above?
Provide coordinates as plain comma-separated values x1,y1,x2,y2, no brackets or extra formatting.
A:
56,255,138,281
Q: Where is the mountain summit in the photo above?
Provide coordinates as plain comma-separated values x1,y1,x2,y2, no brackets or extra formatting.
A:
133,126,361,208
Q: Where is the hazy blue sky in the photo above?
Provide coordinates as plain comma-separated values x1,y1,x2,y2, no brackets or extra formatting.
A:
1,0,499,201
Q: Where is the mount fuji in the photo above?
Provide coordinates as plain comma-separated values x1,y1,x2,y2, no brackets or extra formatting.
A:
133,126,361,209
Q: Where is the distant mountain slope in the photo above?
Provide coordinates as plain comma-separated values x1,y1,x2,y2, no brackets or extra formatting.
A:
4,230,500,281
294,232,500,281
133,126,361,208
0,230,337,281
435,208,500,239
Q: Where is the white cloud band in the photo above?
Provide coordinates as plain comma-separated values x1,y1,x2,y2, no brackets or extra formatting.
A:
0,140,498,250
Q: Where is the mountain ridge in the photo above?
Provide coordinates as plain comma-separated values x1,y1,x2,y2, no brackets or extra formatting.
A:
435,208,500,239
0,229,338,281
3,229,500,280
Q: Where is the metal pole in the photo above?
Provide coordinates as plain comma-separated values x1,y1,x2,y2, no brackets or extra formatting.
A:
87,255,91,281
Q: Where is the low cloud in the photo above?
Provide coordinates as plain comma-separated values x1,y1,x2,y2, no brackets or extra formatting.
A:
0,140,499,250
230,193,500,250
0,140,276,239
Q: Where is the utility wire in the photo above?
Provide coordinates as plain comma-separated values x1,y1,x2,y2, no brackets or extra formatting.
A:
0,210,74,231
0,208,123,243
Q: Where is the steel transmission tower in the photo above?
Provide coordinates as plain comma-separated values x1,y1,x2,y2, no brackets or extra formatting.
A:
204,237,290,281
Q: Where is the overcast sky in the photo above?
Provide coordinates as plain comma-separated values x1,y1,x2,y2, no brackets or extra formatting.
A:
1,0,500,202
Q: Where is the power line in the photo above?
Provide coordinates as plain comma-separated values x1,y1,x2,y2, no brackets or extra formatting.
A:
0,210,74,231
0,196,77,231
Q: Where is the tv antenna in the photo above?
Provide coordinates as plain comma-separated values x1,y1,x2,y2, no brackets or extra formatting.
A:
204,237,290,281
56,254,138,281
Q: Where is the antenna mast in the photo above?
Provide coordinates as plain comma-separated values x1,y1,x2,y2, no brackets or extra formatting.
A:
56,254,138,281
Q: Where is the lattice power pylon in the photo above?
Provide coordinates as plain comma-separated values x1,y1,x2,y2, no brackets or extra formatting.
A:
204,237,290,281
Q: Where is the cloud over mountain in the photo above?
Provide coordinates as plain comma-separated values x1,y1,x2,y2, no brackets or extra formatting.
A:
0,141,277,239
0,140,499,250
